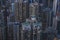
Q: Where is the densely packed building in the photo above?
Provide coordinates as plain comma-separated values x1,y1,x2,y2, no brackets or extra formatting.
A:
0,0,60,40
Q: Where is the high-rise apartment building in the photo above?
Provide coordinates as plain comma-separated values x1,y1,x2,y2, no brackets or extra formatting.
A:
1,0,60,40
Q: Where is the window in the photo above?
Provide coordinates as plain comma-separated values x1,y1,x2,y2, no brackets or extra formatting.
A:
57,21,60,35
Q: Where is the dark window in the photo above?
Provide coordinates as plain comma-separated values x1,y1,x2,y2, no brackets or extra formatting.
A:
57,21,60,35
10,16,15,22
